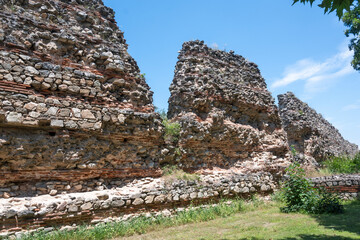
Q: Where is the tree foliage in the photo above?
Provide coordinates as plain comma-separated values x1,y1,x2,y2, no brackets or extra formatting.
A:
293,0,355,19
293,0,360,72
343,4,360,70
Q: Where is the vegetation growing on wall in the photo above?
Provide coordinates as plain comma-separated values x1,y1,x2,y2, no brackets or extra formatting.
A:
157,109,181,143
161,165,200,182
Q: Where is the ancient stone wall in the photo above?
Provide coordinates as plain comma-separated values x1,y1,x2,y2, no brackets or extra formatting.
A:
0,0,163,198
5,0,358,236
0,172,276,236
167,40,290,172
278,92,358,164
310,175,360,200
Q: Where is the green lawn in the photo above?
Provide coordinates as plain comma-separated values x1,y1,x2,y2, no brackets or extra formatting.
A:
123,201,360,240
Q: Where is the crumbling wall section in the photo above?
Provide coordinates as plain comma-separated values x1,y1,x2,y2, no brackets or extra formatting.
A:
167,40,290,172
278,92,358,163
0,0,163,198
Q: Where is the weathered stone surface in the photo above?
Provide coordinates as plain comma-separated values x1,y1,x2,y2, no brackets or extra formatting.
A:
168,40,290,171
0,171,279,233
278,92,359,164
0,0,163,188
309,174,360,200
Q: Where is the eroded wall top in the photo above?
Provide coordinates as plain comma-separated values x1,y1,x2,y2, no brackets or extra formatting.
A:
0,0,154,124
0,0,163,194
168,40,290,171
278,92,358,162
168,40,278,125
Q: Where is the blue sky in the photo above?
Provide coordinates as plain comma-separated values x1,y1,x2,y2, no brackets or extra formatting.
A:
104,0,360,146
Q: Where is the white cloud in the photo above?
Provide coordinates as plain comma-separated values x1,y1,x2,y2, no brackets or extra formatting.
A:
271,44,356,92
343,100,360,111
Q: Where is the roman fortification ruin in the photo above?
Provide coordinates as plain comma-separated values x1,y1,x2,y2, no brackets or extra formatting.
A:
278,92,359,165
167,40,290,173
0,0,164,198
0,0,358,237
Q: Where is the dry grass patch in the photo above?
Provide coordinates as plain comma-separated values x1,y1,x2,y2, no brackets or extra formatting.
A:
161,165,200,184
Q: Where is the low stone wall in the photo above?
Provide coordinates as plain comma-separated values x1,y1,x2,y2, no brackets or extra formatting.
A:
0,171,276,235
310,174,360,200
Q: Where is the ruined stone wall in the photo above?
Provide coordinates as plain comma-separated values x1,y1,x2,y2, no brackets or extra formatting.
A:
278,92,358,164
0,172,276,235
167,40,290,172
0,0,164,198
310,175,360,200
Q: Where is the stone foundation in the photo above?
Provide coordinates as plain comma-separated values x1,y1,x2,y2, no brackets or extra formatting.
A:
310,175,360,200
0,171,276,235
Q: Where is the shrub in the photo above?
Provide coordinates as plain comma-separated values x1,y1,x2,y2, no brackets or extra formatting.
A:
163,119,180,142
281,163,318,213
280,163,343,214
323,153,360,174
353,154,360,172
314,189,344,214
157,109,181,142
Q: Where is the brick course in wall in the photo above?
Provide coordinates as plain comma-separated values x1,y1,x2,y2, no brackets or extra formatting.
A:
310,174,360,200
167,40,291,171
0,0,164,196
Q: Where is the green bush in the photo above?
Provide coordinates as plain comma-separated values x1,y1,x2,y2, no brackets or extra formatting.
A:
281,163,318,213
157,109,181,142
163,119,180,142
280,163,343,214
353,154,360,172
323,153,360,174
315,189,344,214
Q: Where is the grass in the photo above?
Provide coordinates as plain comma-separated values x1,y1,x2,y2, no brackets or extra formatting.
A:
305,168,334,178
18,198,360,240
20,198,246,240
123,200,360,240
161,165,200,183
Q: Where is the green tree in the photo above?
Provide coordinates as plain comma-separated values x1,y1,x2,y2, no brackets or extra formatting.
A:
293,0,355,19
343,5,360,70
293,0,360,71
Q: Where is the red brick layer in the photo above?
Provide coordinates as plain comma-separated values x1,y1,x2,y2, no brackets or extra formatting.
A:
0,169,162,184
